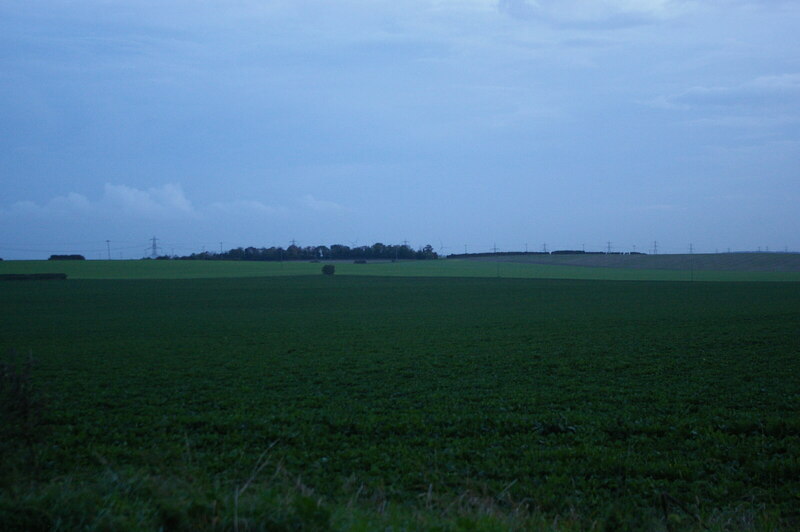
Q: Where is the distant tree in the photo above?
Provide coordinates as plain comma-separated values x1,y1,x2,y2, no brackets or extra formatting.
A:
175,241,439,261
286,244,301,259
371,242,386,258
322,264,335,276
353,246,371,259
48,255,85,261
314,246,330,260
417,245,437,260
330,245,350,260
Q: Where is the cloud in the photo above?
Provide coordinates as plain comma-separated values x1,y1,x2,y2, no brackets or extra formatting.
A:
103,183,195,218
2,184,345,222
681,114,800,129
497,0,690,26
300,195,346,213
665,73,800,109
633,204,685,212
3,183,196,220
208,199,285,216
7,192,92,216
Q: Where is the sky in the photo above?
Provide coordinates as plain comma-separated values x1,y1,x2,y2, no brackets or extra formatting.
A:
1,0,799,259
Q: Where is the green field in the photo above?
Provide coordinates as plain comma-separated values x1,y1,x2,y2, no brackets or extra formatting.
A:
2,271,799,530
489,252,800,274
3,257,800,281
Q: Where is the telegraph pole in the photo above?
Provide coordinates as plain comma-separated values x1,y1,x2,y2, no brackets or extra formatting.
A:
106,240,111,260
653,241,658,255
689,243,693,254
607,241,612,254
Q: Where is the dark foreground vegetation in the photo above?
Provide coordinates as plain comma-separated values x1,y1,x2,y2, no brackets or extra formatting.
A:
1,276,799,530
0,273,67,281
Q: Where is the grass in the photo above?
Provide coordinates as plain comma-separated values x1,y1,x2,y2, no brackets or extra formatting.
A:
3,257,800,281
1,274,799,529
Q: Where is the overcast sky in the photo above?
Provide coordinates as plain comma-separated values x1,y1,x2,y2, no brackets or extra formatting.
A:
1,0,799,259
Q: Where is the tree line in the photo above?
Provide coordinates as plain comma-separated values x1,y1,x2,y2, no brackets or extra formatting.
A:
445,250,648,258
166,243,438,261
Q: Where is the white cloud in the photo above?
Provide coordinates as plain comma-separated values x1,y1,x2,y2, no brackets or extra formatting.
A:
632,203,686,212
300,195,346,213
682,114,800,129
5,192,91,217
208,199,285,216
498,0,691,25
3,183,195,220
2,185,347,222
667,73,800,108
749,73,800,91
102,183,195,218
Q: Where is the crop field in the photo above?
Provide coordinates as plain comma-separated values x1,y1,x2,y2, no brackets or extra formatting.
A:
1,272,799,530
3,256,800,282
487,253,800,273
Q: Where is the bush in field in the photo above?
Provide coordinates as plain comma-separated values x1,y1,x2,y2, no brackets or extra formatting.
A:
321,264,335,276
